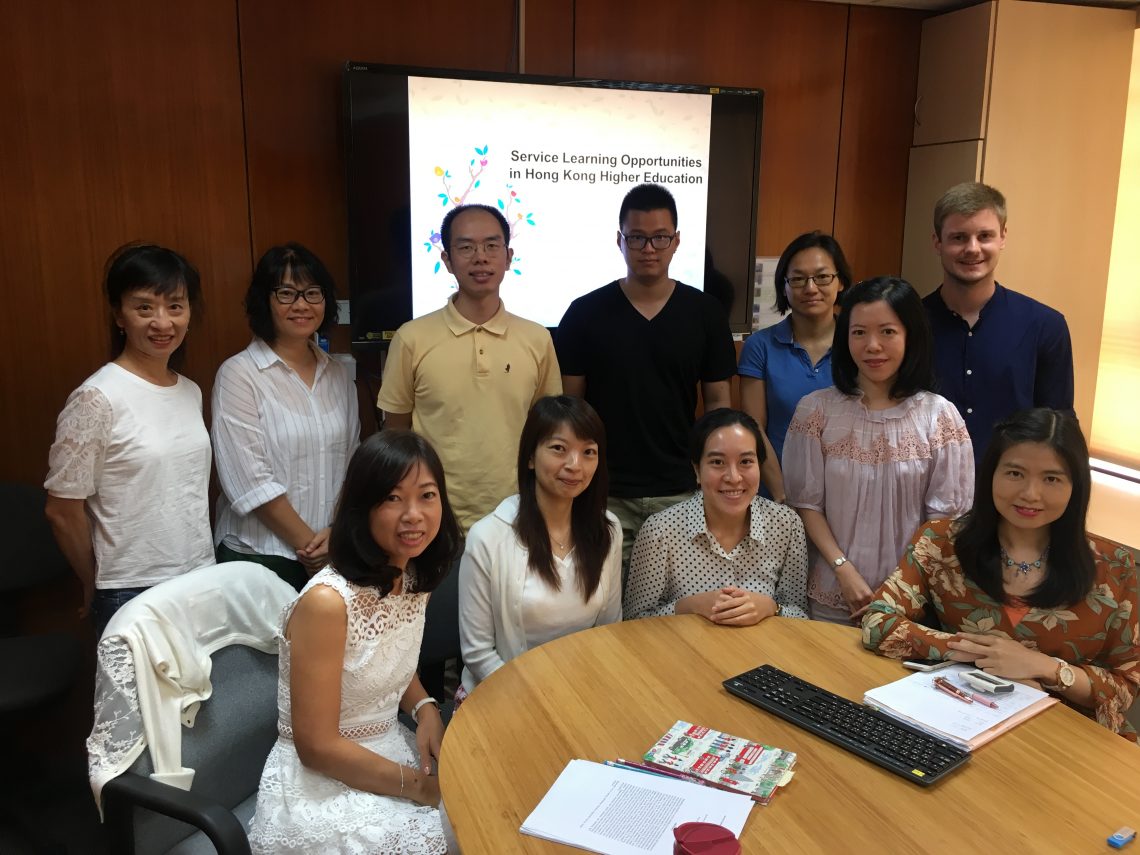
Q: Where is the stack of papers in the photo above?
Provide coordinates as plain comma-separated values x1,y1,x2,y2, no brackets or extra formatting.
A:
520,759,753,855
863,664,1057,751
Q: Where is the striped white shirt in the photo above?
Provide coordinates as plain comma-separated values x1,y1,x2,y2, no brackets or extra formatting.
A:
211,338,360,559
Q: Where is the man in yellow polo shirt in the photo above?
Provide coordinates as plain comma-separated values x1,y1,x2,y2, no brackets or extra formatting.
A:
378,203,562,533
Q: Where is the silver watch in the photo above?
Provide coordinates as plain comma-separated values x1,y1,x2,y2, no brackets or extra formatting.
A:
832,556,849,569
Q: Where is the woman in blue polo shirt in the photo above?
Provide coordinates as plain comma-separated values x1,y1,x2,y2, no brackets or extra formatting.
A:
739,232,852,501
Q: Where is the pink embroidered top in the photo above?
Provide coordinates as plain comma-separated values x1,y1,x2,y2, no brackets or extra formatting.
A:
783,388,975,609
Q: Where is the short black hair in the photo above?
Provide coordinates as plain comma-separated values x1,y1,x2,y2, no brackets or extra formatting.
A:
773,231,853,314
440,204,511,253
104,243,201,359
689,408,767,467
954,409,1096,609
619,183,678,230
328,431,460,596
831,276,935,400
245,243,338,344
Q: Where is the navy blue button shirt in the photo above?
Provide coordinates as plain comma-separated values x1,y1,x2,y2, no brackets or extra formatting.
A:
924,283,1075,465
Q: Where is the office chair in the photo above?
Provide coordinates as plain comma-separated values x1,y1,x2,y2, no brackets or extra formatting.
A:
0,483,84,851
92,562,295,855
416,558,461,723
0,482,81,710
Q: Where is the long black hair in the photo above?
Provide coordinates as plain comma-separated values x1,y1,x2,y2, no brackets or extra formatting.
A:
328,431,460,595
832,276,935,400
954,409,1096,608
515,396,614,600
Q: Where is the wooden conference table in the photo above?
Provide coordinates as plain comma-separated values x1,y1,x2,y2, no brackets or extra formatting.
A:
439,615,1140,854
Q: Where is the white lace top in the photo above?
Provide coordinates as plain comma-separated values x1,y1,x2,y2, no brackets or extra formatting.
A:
276,568,426,737
249,566,446,854
44,363,214,588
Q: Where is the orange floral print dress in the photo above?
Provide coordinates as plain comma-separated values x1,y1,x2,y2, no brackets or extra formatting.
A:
862,518,1139,740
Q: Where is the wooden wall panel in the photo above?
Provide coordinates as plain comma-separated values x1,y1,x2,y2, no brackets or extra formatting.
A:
2,0,926,493
237,0,519,295
571,0,849,256
0,0,251,486
833,6,925,281
523,0,575,76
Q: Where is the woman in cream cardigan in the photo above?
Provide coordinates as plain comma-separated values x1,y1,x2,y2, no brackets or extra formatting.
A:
457,396,622,702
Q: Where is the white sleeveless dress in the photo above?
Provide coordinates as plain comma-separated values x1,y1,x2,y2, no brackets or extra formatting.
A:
248,567,446,854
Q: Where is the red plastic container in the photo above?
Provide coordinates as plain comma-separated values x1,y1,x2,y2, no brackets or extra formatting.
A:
673,821,742,855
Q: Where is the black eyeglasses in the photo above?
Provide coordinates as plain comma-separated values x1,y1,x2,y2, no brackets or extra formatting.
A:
785,273,837,289
273,287,325,305
622,233,677,250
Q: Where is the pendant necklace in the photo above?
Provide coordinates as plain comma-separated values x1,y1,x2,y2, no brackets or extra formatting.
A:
1000,544,1049,577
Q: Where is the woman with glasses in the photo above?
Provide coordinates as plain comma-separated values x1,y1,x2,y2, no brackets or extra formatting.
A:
212,243,359,589
782,277,974,623
44,244,215,633
738,232,852,502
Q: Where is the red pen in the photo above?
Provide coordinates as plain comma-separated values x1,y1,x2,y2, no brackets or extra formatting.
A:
933,676,973,704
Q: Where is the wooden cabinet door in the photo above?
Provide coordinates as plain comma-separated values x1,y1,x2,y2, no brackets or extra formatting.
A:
900,140,983,292
913,1,995,147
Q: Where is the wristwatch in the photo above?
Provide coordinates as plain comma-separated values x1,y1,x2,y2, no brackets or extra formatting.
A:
832,556,849,569
1043,657,1076,691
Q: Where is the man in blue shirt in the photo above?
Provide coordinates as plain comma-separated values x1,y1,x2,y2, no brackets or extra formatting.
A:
923,182,1074,463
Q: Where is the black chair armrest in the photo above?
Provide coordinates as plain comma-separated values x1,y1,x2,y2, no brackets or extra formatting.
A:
102,772,252,855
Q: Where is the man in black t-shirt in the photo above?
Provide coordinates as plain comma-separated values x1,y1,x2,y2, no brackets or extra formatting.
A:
556,184,736,584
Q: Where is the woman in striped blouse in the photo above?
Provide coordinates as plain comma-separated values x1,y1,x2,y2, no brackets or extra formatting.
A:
212,243,360,589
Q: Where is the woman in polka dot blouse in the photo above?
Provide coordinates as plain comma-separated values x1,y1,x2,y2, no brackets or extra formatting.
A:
624,408,809,623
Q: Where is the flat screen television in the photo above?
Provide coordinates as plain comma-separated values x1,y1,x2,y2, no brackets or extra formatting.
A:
343,63,763,343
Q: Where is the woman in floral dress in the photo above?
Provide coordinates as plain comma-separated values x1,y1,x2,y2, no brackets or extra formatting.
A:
863,409,1139,740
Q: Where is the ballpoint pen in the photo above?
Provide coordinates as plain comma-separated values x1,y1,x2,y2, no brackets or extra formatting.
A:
932,676,973,704
966,691,999,709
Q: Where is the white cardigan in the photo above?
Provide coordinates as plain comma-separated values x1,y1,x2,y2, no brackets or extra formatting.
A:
89,562,296,808
458,495,623,693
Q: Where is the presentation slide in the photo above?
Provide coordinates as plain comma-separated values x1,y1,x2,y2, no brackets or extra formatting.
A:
407,76,712,327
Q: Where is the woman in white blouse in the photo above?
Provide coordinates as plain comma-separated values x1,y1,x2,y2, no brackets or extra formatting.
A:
212,243,359,589
625,408,810,623
782,276,974,624
45,244,214,632
457,396,622,701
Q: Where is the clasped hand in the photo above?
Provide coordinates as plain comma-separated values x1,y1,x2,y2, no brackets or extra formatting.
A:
945,632,1052,683
296,527,332,572
707,586,777,626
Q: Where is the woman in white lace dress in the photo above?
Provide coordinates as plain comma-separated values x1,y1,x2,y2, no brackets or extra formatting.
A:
248,430,461,854
44,244,214,633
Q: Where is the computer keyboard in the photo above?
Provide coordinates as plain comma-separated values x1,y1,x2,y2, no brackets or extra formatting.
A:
723,664,969,786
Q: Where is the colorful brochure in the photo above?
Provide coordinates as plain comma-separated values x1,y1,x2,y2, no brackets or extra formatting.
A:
642,720,796,805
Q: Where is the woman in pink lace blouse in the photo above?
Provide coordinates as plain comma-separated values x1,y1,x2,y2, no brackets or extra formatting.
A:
783,277,974,623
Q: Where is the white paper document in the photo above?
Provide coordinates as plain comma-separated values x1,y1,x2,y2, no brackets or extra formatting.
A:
864,664,1056,750
520,759,753,854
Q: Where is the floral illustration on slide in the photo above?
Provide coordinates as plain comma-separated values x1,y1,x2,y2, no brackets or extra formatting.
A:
422,145,536,277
